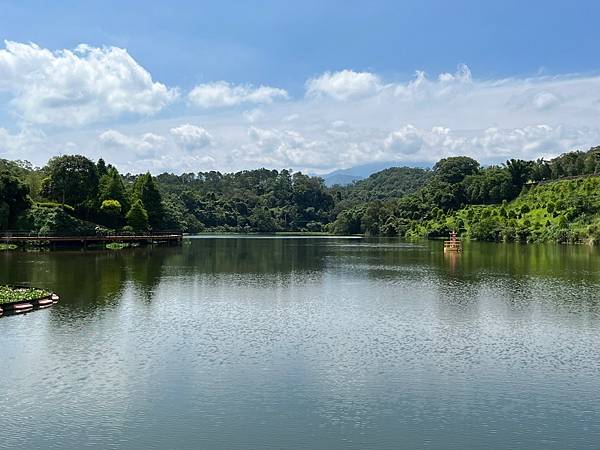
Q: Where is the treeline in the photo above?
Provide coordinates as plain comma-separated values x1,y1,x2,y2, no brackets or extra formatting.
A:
0,155,334,234
1,145,600,242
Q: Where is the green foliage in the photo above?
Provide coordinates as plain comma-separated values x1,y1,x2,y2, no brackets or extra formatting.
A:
133,173,164,229
155,168,335,233
100,199,123,229
433,156,480,183
98,167,129,211
42,155,99,209
0,169,31,229
18,204,100,236
331,150,600,245
249,207,277,232
36,202,76,214
5,147,600,244
330,167,431,213
0,286,51,305
506,159,533,187
106,242,130,250
126,200,149,232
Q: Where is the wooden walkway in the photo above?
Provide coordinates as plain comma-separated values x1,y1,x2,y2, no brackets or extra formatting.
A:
0,232,183,247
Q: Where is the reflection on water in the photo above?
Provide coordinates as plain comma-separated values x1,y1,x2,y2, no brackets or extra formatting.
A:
1,236,600,450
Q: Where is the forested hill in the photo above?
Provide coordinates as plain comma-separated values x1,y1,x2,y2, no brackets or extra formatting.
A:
1,145,600,243
330,167,431,214
331,147,600,244
0,159,337,234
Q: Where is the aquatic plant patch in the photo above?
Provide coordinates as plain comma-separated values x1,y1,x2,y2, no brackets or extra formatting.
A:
0,286,52,305
106,242,131,250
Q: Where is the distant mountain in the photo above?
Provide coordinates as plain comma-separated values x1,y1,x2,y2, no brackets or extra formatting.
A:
322,173,363,186
319,161,431,186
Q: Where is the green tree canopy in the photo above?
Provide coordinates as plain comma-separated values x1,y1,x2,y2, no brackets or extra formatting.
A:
0,170,31,229
133,173,164,229
43,155,99,207
100,199,123,229
433,156,480,184
126,200,149,232
99,167,129,211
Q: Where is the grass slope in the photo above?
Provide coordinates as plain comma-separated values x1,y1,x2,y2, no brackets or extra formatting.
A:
416,177,600,244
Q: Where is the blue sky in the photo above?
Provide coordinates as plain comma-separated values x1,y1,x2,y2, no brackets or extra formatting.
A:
1,0,600,173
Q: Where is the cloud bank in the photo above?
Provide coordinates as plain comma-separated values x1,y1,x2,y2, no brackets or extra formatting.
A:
1,40,600,174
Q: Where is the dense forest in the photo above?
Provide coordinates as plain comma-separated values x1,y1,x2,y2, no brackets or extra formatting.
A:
0,156,336,235
1,145,600,244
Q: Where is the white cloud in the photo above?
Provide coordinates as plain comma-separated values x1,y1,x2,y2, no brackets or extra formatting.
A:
188,81,288,108
282,113,299,122
306,70,383,100
243,108,264,123
170,124,213,151
380,123,594,163
532,91,561,110
244,126,329,167
94,127,219,174
99,129,166,158
0,41,178,126
4,61,600,174
0,127,48,161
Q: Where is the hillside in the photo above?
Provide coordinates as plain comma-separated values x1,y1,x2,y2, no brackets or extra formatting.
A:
460,177,600,243
330,166,432,214
330,149,600,244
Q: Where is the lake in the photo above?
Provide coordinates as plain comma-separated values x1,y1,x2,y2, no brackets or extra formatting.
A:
2,236,600,449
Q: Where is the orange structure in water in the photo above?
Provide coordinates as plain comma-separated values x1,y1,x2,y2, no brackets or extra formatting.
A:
443,230,462,252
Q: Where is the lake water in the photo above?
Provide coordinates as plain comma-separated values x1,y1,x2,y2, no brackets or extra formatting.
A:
2,236,600,449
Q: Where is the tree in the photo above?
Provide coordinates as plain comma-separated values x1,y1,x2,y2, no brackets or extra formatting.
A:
98,167,129,211
96,158,108,178
505,159,533,188
133,173,164,229
433,156,480,183
249,207,277,232
271,169,293,207
43,155,99,207
361,202,382,235
0,170,31,229
100,199,123,229
126,200,149,232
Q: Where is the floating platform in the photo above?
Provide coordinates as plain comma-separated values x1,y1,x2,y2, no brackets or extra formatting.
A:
444,241,463,252
0,288,60,317
443,231,462,252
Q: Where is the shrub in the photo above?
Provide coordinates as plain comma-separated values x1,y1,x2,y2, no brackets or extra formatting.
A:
18,204,99,236
35,202,76,215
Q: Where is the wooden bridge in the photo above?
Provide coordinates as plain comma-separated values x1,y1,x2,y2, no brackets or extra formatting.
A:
0,231,183,248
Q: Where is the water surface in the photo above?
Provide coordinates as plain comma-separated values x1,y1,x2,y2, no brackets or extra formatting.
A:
2,236,600,449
